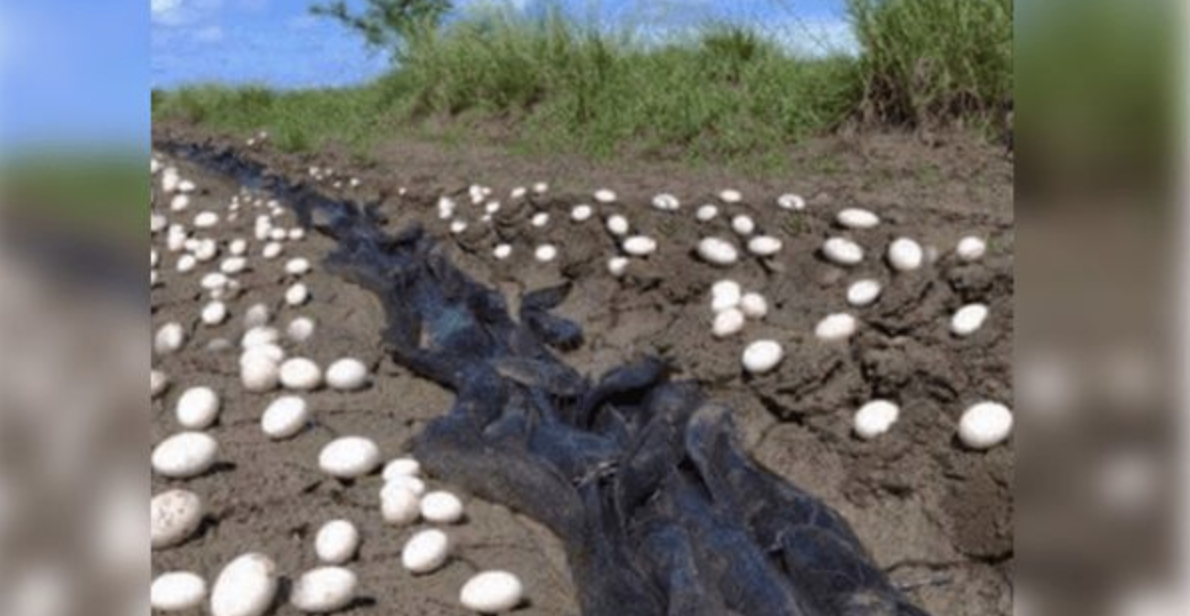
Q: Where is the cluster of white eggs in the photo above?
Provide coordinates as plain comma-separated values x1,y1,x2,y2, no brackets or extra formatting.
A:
151,156,525,614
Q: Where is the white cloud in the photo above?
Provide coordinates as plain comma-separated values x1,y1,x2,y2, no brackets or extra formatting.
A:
194,25,224,43
769,17,860,58
151,0,184,25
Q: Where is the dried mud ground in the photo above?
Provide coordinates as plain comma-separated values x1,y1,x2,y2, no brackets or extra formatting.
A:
151,124,1013,615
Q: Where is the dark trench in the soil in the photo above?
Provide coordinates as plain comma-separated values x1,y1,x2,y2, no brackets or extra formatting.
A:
161,141,935,616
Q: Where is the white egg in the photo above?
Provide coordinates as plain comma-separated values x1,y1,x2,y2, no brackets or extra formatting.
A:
712,308,746,338
710,279,742,313
176,254,197,273
286,283,310,307
155,322,187,355
262,242,283,259
958,401,1013,450
178,179,196,193
402,529,451,574
319,436,381,479
950,303,989,336
221,257,248,274
290,567,358,613
288,317,316,342
570,204,593,221
194,211,220,228
382,457,421,480
493,244,513,260
151,489,204,549
450,220,468,234
325,358,369,390
421,491,465,523
241,355,280,392
152,432,219,478
607,256,629,277
242,326,281,349
747,235,782,257
695,204,719,221
531,212,550,227
438,197,457,219
229,238,248,255
210,553,278,616
731,215,755,236
742,340,784,374
534,244,558,262
379,483,421,525
887,237,924,272
594,189,617,203
776,193,806,210
152,370,169,398
384,474,427,497
836,208,880,229
606,215,630,236
815,313,858,342
176,386,220,429
201,272,230,292
846,279,883,307
151,571,207,611
170,194,191,211
739,293,768,319
460,571,525,613
315,519,360,564
719,189,742,203
532,181,549,194
152,214,167,233
280,357,322,390
286,257,312,276
202,301,229,326
244,304,272,328
261,395,310,439
697,237,739,266
821,238,864,266
194,239,219,262
956,236,987,261
853,400,900,440
652,193,680,211
622,235,657,256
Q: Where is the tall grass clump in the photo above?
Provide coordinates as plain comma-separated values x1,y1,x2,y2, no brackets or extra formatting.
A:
847,0,1012,128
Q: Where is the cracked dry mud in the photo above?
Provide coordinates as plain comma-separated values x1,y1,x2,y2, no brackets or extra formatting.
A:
151,126,1012,615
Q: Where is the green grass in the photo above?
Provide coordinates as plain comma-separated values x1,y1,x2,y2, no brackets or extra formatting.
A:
153,1,1012,165
2,151,148,234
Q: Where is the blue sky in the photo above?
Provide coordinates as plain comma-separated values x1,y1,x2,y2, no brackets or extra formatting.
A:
0,1,855,151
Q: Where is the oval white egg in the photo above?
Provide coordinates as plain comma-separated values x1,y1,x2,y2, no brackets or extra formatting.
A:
815,313,858,342
821,238,864,266
950,303,989,336
244,304,272,328
570,204,593,222
421,491,465,524
719,189,742,203
695,204,719,222
379,483,421,525
742,340,784,374
534,244,558,263
887,237,924,272
241,355,280,392
697,237,739,266
402,529,452,574
210,553,278,616
290,567,358,613
152,370,170,398
607,256,629,277
606,215,630,236
622,235,657,256
747,235,782,256
594,189,617,203
958,401,1013,450
383,457,421,480
739,293,768,319
776,193,806,210
325,358,369,391
846,279,882,307
315,519,360,564
176,386,221,430
280,357,322,390
712,308,746,338
319,436,381,479
384,475,427,497
836,208,880,229
288,317,316,342
286,283,310,307
854,400,900,440
151,489,204,549
155,322,187,355
151,571,207,611
261,395,310,440
731,215,755,236
493,244,513,260
152,432,219,479
652,193,680,211
285,257,312,276
460,571,525,613
956,236,987,261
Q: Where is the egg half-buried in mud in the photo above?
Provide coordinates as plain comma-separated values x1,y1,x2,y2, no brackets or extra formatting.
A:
460,571,525,613
290,567,358,613
402,529,452,574
316,519,360,565
742,340,784,374
210,553,278,616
